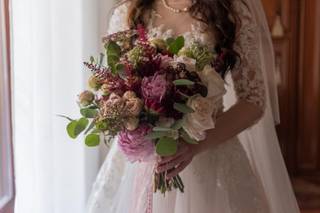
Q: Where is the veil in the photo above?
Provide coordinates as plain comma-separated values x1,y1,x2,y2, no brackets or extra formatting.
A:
224,0,300,212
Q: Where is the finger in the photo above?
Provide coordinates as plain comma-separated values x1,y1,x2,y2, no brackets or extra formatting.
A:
166,158,192,179
157,154,186,173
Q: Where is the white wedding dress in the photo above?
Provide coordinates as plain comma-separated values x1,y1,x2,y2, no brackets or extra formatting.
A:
86,1,300,213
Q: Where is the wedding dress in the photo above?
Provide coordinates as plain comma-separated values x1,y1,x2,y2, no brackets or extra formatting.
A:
86,1,300,212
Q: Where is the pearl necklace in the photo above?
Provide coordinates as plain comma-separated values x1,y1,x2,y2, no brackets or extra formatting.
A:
161,0,192,13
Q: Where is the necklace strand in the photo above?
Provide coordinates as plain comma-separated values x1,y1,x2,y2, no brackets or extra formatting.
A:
161,0,192,13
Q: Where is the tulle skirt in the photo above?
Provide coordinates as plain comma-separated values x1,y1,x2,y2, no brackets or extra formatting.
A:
87,136,272,213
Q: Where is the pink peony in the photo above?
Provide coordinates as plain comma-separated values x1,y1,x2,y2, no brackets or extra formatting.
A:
141,73,170,103
118,124,155,163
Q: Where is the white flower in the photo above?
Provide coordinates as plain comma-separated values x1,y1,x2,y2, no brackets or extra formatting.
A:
182,95,220,141
198,65,226,98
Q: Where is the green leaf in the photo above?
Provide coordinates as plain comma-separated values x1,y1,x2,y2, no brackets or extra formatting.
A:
67,120,78,139
107,55,119,66
90,56,95,64
106,41,121,57
181,129,198,144
156,137,178,156
173,79,195,86
80,108,98,118
153,127,173,132
57,114,74,122
174,103,194,114
84,119,96,134
99,53,105,66
145,131,169,140
85,134,100,147
66,117,89,139
166,37,175,46
168,36,185,55
171,119,184,130
75,117,89,136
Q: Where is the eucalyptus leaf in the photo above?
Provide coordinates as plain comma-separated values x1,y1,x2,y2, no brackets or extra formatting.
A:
99,53,105,66
74,117,89,136
80,108,98,118
107,55,119,67
173,79,195,86
145,131,169,140
171,119,184,130
84,119,96,134
156,137,178,156
174,103,194,114
66,117,89,139
85,134,100,147
166,38,175,46
90,56,95,64
168,36,185,55
106,41,121,57
181,129,198,144
67,120,78,139
153,127,173,132
57,114,74,122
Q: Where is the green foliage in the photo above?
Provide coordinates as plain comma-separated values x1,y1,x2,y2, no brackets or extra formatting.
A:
153,127,173,132
66,117,89,139
168,36,185,55
174,103,195,114
80,108,98,118
146,131,170,140
171,119,184,130
181,129,198,144
106,41,121,73
173,79,195,86
156,137,178,156
85,134,100,147
178,43,214,71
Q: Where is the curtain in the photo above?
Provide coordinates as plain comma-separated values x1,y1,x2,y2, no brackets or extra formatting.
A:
10,0,115,212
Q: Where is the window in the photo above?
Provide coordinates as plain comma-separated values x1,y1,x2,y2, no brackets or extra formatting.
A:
0,0,14,211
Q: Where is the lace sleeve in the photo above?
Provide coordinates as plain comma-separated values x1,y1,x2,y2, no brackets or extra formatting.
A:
231,1,266,110
107,2,130,35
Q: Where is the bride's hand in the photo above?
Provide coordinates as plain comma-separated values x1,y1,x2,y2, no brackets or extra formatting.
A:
156,142,200,179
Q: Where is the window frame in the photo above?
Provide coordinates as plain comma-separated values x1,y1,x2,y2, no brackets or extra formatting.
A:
0,0,14,211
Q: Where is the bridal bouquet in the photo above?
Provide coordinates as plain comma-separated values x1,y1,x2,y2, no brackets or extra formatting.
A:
63,26,226,194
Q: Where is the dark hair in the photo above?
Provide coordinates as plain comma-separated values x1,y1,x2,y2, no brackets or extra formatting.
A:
126,0,242,77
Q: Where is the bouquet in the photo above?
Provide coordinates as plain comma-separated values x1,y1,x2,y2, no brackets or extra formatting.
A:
62,26,227,194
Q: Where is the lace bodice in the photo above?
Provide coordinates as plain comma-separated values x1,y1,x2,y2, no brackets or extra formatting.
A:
107,1,266,110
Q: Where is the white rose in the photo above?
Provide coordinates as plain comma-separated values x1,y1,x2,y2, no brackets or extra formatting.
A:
199,65,226,98
182,95,219,141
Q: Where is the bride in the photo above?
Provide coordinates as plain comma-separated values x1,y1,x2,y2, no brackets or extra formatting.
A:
87,0,300,212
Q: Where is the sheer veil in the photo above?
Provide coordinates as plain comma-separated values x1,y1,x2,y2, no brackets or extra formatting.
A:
224,0,299,212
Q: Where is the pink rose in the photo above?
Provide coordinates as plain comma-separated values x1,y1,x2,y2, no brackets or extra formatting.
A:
118,124,155,162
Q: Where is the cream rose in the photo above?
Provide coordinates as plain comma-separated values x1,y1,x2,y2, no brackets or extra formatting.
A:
198,65,226,98
182,95,220,141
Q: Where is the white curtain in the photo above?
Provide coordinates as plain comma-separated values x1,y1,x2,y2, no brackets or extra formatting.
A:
10,0,115,212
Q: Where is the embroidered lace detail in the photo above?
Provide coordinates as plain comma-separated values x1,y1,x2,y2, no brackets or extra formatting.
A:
231,1,266,110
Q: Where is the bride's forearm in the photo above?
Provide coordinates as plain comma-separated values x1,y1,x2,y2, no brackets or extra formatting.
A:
197,100,264,153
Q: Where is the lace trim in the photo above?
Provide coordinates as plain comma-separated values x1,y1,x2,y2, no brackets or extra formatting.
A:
232,1,266,110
